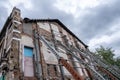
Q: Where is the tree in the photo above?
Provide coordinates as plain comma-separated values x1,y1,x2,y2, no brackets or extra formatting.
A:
115,57,120,68
95,46,115,65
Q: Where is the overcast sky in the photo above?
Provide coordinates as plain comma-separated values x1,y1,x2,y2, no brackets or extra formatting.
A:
0,0,120,57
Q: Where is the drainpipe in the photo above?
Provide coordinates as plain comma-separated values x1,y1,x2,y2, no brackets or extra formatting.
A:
36,23,45,79
59,61,65,80
33,24,44,80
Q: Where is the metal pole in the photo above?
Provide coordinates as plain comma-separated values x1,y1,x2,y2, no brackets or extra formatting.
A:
33,30,43,80
58,61,65,80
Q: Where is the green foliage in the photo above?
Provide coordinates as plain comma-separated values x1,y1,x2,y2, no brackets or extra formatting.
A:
95,46,120,68
115,57,120,68
95,46,115,65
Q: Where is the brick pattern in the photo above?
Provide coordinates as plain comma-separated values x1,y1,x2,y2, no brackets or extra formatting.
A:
24,77,37,80
10,40,20,79
39,51,47,79
38,28,52,41
13,32,21,38
7,7,22,79
47,64,58,77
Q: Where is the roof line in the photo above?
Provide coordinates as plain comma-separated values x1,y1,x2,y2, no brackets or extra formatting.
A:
24,18,88,48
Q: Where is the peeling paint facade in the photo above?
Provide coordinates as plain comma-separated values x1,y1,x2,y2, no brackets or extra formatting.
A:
0,7,120,80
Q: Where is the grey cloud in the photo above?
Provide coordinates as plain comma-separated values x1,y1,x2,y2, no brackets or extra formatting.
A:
0,0,75,31
96,40,120,56
17,0,75,28
76,0,120,42
14,0,120,57
0,0,120,56
0,5,8,29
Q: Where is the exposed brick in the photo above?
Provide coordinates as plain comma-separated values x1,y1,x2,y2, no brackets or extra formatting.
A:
24,77,37,80
13,32,21,38
38,28,52,41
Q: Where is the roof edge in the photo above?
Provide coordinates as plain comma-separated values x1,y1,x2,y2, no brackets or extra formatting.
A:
24,18,88,48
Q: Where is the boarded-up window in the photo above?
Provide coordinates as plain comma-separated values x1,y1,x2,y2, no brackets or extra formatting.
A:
23,23,32,35
24,46,34,77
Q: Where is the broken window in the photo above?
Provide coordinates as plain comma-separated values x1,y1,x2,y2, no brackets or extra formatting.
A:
47,64,58,77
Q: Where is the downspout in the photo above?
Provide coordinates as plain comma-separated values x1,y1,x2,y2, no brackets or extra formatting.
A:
33,29,43,80
33,21,44,80
36,24,45,79
58,61,65,80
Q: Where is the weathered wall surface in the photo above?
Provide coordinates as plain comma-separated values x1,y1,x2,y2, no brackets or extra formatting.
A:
0,19,90,80
0,7,118,80
21,35,34,47
0,7,90,80
51,23,62,42
37,22,51,32
24,56,34,76
23,23,33,36
41,41,58,64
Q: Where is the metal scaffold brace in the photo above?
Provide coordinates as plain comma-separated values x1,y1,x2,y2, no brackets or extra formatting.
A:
34,29,120,80
34,30,84,80
33,30,107,80
57,40,120,80
86,51,120,80
65,42,120,80
55,41,106,80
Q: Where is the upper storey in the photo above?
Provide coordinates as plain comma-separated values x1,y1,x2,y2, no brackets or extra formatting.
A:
0,7,88,51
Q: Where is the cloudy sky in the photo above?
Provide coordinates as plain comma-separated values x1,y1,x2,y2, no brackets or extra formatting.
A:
0,0,120,57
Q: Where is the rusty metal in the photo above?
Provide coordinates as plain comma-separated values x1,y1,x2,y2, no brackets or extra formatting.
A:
59,58,84,80
97,66,118,80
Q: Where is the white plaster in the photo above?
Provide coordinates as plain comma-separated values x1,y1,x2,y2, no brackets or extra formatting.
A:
13,29,21,33
12,37,21,41
37,22,51,32
13,20,21,24
78,41,86,50
21,35,34,47
63,66,71,75
41,41,58,64
51,23,62,42
57,47,68,60
73,58,84,76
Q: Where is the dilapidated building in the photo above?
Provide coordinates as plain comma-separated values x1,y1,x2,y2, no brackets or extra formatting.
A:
0,7,120,80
